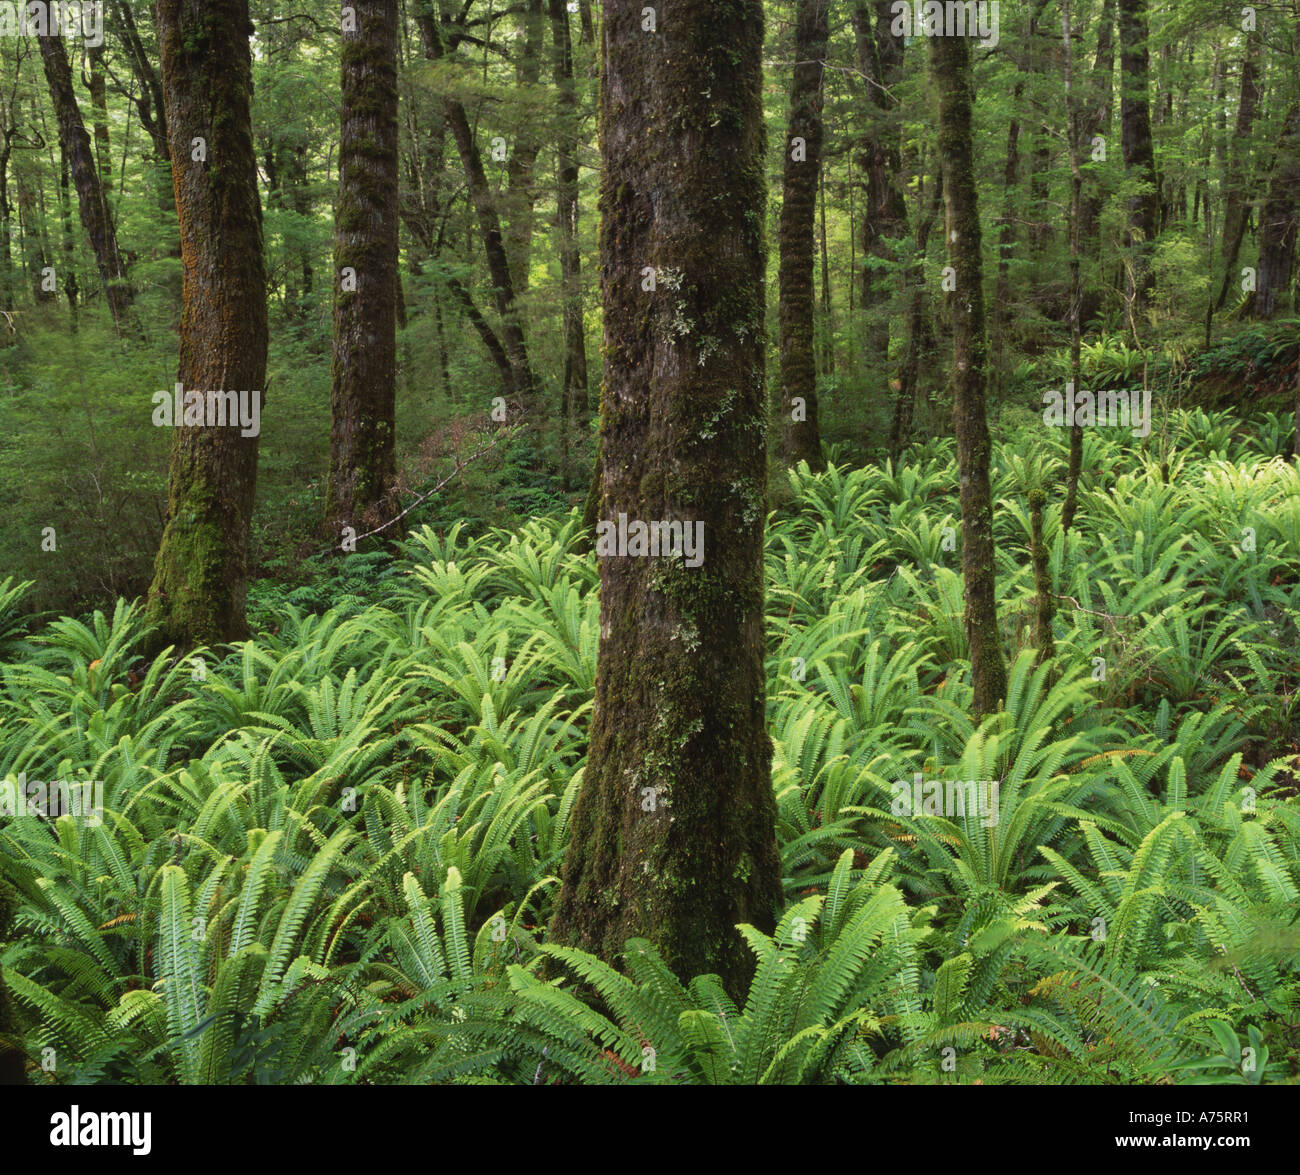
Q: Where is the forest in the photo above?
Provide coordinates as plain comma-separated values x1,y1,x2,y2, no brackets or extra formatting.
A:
0,0,1297,1099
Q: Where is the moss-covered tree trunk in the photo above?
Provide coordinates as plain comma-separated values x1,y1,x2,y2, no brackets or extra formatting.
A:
1117,0,1158,327
550,0,781,999
145,0,268,647
929,30,1007,720
326,0,401,541
1253,101,1300,321
37,33,134,331
778,0,829,471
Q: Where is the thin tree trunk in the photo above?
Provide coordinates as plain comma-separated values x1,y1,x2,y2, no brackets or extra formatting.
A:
989,73,1025,390
1029,489,1054,666
145,0,268,647
853,0,906,359
891,165,940,457
549,0,588,426
326,0,401,540
87,44,110,183
1078,0,1114,325
1214,28,1261,310
107,0,178,259
550,0,781,999
930,30,1007,719
37,33,133,330
991,0,1052,386
1117,0,1158,329
779,0,829,471
1062,0,1085,533
59,136,78,323
819,161,834,378
416,2,537,400
505,0,545,295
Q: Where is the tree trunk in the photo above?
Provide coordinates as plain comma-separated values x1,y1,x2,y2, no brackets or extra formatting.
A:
1253,102,1300,321
109,0,170,160
0,130,11,313
1078,0,1114,326
107,0,178,260
989,74,1023,387
819,161,834,378
550,0,781,999
929,30,1007,720
37,33,134,330
549,0,588,427
505,0,545,296
852,0,906,359
990,0,1051,385
1062,0,1085,533
87,43,110,183
779,0,829,471
1117,0,1158,328
145,0,268,647
59,136,78,322
326,0,401,541
1214,28,1261,310
891,165,940,456
416,2,537,402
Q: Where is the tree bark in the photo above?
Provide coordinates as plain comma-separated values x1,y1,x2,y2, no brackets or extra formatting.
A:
929,30,1007,719
1214,28,1261,310
779,0,829,471
145,0,268,647
37,33,133,330
1078,0,1114,326
549,0,588,429
59,135,78,321
87,43,110,182
819,160,834,378
550,0,781,999
852,0,906,359
416,2,537,401
109,0,169,160
326,0,401,541
1117,0,1158,327
891,165,940,456
1062,0,1085,533
1253,101,1300,321
505,0,545,296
